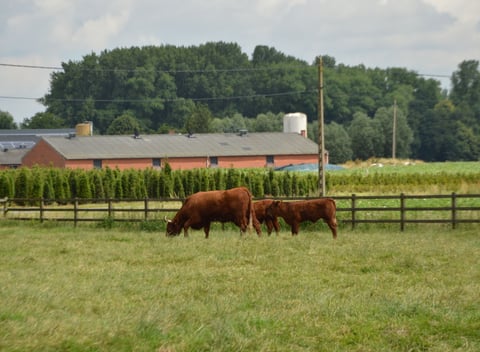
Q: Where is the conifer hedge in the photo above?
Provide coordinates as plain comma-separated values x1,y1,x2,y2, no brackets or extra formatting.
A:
0,163,478,204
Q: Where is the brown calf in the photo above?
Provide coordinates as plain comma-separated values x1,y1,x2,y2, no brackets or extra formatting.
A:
267,198,337,239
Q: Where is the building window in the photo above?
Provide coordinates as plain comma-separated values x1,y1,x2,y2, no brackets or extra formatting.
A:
152,158,161,168
209,156,218,168
266,155,274,166
93,159,102,169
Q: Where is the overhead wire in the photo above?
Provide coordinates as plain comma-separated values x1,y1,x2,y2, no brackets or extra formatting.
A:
0,61,449,104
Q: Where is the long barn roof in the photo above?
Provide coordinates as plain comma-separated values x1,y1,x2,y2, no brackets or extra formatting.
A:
39,132,318,159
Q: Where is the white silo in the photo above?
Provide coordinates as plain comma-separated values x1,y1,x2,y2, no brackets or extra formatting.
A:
283,112,307,137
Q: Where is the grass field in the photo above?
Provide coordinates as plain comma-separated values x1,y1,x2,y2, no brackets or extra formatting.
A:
1,222,479,351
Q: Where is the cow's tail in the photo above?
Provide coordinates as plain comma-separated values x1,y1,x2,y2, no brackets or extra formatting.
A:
247,191,254,232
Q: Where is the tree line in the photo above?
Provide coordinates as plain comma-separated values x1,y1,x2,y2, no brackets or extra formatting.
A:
1,42,479,162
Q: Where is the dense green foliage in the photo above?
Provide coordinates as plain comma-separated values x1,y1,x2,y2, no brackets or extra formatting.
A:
29,42,479,162
0,162,478,202
0,110,18,129
1,225,479,351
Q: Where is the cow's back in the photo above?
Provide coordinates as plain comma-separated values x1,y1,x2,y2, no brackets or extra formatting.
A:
184,188,251,222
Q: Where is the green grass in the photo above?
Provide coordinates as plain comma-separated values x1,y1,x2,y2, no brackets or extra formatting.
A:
1,223,479,351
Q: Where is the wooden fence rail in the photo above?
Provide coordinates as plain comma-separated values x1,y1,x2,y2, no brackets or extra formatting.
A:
1,193,479,231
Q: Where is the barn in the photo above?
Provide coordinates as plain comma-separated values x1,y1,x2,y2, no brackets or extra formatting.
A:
21,131,326,170
0,128,76,169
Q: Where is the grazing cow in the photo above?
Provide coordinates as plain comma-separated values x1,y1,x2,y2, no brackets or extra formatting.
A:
165,187,262,238
267,198,337,239
254,199,280,235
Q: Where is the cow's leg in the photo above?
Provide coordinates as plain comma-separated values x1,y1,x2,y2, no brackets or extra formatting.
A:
204,223,211,239
273,218,280,235
253,218,262,236
183,227,189,237
236,219,247,235
291,222,300,236
266,219,273,235
325,218,338,239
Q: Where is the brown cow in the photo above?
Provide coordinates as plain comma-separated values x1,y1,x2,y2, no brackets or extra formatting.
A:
254,199,280,235
266,198,337,238
165,187,262,238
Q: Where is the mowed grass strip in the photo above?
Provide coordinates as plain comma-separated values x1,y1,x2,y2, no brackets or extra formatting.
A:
0,223,479,351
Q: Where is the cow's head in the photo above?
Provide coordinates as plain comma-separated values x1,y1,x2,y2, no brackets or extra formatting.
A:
266,200,282,217
164,217,181,236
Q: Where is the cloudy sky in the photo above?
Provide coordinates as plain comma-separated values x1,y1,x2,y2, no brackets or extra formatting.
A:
1,0,479,124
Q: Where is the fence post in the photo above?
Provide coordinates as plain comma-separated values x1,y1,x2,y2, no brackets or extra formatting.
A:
451,192,457,229
351,194,356,230
74,198,78,227
2,197,8,217
400,193,405,232
108,198,113,218
144,197,149,220
40,197,44,223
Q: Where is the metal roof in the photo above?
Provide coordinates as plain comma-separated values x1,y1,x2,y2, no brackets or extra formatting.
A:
0,128,75,136
39,132,318,159
0,128,76,151
0,148,28,166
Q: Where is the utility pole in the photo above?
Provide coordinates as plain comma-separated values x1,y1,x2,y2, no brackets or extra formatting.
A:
317,56,326,196
392,98,397,159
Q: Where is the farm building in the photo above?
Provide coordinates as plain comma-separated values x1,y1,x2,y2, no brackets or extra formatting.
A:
22,131,327,170
0,128,76,169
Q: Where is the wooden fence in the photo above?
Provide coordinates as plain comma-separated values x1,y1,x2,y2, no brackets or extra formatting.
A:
1,193,479,231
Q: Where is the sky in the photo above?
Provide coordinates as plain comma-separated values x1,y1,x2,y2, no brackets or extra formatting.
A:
1,0,479,124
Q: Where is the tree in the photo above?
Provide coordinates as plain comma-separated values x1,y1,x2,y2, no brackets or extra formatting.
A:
373,106,413,158
418,100,455,161
106,112,141,135
450,60,480,109
0,110,17,129
184,103,212,134
446,121,480,161
253,112,283,132
325,122,352,164
450,60,480,133
348,112,384,160
408,78,442,158
21,112,66,129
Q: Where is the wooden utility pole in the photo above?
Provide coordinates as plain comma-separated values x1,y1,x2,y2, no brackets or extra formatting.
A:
317,56,326,196
392,99,397,159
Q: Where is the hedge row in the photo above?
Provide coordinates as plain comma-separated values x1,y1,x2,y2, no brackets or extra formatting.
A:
0,164,319,204
0,164,478,204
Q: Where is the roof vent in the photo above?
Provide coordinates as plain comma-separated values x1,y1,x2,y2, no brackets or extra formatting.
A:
133,128,140,139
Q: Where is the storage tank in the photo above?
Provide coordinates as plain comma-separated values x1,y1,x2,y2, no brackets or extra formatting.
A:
283,112,307,137
75,121,93,136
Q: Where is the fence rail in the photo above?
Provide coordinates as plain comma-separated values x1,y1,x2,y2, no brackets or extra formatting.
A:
1,193,479,231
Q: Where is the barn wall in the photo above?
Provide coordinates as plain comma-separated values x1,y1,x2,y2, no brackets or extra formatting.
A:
22,152,323,170
65,159,155,170
218,156,267,168
22,140,66,168
274,154,326,166
166,157,209,170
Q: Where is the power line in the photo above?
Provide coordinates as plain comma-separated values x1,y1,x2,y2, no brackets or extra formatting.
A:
0,62,451,78
0,63,63,70
0,89,316,104
0,62,312,74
